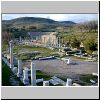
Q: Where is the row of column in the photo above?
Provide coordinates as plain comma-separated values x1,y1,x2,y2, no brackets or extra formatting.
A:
11,60,37,86
17,60,50,86
9,40,48,86
17,60,36,86
12,59,72,86
9,40,72,86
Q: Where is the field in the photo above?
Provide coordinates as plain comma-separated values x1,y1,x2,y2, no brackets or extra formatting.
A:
12,44,59,60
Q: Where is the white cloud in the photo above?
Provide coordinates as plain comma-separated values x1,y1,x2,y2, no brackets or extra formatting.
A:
45,14,67,21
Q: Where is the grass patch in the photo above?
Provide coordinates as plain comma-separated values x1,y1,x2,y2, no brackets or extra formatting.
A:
36,70,52,80
70,56,86,60
2,60,12,86
2,60,24,86
80,74,98,83
13,44,59,60
13,45,53,52
2,44,9,52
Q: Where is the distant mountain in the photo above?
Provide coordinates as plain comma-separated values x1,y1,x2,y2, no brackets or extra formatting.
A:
60,21,76,24
2,17,76,27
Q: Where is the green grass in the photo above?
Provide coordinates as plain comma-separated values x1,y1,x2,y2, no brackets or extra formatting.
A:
13,45,53,52
17,54,35,60
13,44,59,60
36,70,65,86
14,44,59,53
28,70,52,86
2,44,9,52
36,70,52,80
2,60,24,86
80,74,98,83
70,56,86,60
2,60,12,86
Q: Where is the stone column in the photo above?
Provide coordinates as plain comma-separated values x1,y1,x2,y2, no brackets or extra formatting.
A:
52,39,55,47
48,36,51,47
17,60,22,77
58,37,61,48
43,81,49,86
31,62,36,86
66,78,72,86
23,68,29,85
36,36,38,41
9,40,14,68
67,58,71,64
20,36,22,42
55,36,58,47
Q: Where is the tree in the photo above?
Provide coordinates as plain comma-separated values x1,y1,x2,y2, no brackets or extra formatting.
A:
74,20,98,32
83,38,97,54
70,36,80,48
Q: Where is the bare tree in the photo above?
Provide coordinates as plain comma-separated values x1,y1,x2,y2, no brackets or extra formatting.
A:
73,20,98,32
2,32,11,44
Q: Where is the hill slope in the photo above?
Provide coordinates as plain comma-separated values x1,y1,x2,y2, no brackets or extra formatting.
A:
2,17,76,29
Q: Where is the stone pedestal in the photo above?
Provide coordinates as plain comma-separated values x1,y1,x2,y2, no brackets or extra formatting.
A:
66,78,72,86
23,68,29,85
36,78,43,83
43,81,49,86
67,58,71,64
31,62,36,86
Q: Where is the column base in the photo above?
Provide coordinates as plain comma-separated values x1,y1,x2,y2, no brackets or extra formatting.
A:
23,78,29,85
10,64,14,69
17,73,23,78
31,81,36,86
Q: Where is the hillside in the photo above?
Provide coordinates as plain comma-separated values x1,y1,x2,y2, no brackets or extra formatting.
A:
2,17,76,30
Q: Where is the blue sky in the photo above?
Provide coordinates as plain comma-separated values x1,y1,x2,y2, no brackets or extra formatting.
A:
2,14,98,23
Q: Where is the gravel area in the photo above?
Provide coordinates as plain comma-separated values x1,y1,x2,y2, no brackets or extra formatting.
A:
22,59,98,79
